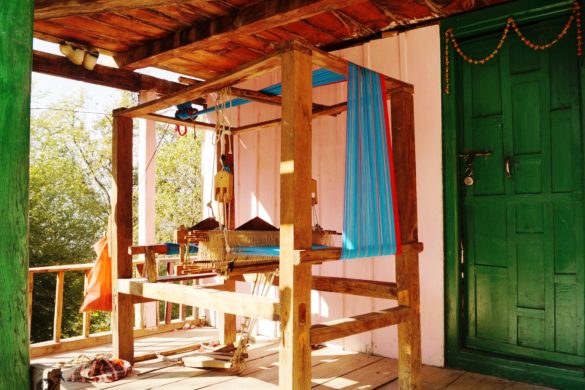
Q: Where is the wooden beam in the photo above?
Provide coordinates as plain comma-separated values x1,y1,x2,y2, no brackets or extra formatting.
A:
179,76,334,115
52,271,64,343
310,43,414,93
279,45,313,390
311,276,397,299
140,114,215,130
390,87,422,389
32,50,204,100
111,113,135,363
114,0,364,70
310,307,411,344
117,279,280,322
34,0,200,20
116,51,281,118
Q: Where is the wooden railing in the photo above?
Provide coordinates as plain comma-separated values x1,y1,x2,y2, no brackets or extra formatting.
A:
29,257,193,358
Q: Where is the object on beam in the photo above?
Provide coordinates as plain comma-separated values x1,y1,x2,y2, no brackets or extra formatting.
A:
32,50,205,102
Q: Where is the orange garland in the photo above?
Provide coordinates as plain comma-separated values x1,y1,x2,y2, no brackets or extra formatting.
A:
444,1,582,94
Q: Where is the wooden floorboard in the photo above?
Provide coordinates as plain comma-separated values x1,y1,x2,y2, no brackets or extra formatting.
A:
31,328,555,390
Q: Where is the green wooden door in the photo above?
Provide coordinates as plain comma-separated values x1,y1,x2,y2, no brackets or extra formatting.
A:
459,19,585,366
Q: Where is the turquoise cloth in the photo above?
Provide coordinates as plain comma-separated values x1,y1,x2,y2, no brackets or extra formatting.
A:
341,63,401,259
233,245,330,257
164,242,198,255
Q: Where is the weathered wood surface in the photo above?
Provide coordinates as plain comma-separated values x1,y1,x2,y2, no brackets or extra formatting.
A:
311,276,398,299
34,0,198,20
279,46,313,390
390,88,422,389
53,271,65,343
111,114,135,363
114,0,363,69
0,1,33,387
310,307,410,344
33,50,202,99
117,52,281,118
118,279,280,321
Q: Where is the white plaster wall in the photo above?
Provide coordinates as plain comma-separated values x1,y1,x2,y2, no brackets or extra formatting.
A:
201,24,444,366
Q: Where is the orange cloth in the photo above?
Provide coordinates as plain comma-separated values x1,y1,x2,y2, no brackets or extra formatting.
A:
79,235,112,312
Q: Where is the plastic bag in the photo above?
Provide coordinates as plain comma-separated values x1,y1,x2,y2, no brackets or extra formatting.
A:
79,235,112,312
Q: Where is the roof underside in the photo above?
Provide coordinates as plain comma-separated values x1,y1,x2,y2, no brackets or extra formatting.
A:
34,0,507,80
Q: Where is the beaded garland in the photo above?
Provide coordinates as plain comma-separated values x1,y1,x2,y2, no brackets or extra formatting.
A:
444,1,582,94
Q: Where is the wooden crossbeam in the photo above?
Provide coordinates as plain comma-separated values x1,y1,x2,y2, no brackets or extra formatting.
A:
311,276,397,299
114,0,364,70
310,307,411,344
34,0,199,20
32,50,204,101
116,51,282,118
117,279,280,321
141,114,215,130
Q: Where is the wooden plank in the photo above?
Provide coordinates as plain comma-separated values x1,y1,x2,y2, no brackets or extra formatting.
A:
278,45,313,390
111,113,135,363
310,307,411,344
130,244,168,255
34,0,202,20
28,272,34,339
117,279,280,321
53,271,64,343
114,0,364,70
390,87,422,389
311,276,397,299
116,51,281,118
32,50,204,99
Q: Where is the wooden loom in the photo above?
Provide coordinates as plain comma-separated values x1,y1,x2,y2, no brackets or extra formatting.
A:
111,40,422,389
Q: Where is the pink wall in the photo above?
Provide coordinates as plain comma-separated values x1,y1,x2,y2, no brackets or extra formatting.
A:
202,25,444,366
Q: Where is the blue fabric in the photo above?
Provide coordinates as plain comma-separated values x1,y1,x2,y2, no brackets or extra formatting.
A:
165,242,198,255
233,245,330,257
341,63,400,259
184,69,346,118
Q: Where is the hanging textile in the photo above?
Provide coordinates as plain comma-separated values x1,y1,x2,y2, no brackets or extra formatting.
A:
341,63,401,259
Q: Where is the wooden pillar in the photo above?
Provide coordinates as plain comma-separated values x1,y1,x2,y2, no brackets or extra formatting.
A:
216,135,236,345
111,113,135,363
279,44,313,390
390,87,422,389
0,1,33,387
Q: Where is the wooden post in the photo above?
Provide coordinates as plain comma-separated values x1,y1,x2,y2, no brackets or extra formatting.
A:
216,131,237,345
279,43,313,390
29,272,34,339
53,271,65,343
0,1,33,387
111,113,135,363
83,270,91,337
390,87,422,389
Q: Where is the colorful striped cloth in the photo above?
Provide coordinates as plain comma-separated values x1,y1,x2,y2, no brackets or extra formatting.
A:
341,63,401,259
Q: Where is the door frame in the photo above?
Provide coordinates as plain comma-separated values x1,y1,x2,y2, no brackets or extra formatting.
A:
442,0,585,387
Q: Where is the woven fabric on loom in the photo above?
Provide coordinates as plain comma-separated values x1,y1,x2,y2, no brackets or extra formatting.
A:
341,63,401,259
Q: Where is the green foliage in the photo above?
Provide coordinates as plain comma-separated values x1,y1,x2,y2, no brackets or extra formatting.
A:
155,125,203,242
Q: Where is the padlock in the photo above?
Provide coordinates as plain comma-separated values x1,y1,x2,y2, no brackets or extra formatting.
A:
214,170,234,203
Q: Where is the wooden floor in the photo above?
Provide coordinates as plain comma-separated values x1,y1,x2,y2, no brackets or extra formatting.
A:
32,328,554,389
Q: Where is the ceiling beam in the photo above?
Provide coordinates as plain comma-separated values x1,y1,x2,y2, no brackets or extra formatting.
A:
34,0,202,20
114,0,364,70
32,50,206,104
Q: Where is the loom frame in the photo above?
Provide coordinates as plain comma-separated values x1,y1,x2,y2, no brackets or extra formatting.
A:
111,40,422,389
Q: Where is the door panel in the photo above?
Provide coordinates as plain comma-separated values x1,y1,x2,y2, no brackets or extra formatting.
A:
459,19,585,366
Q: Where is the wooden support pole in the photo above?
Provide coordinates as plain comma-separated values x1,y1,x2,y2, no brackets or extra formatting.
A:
29,272,34,339
218,279,237,346
279,44,313,390
111,113,135,363
82,270,91,337
0,1,32,387
53,271,64,343
390,87,422,389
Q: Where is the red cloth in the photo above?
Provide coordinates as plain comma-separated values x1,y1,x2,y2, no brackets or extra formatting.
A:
66,358,132,383
79,235,112,312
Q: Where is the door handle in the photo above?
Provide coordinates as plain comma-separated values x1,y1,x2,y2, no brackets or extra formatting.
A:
505,156,512,178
